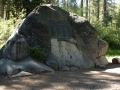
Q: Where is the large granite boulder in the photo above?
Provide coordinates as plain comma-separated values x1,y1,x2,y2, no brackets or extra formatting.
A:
0,4,108,75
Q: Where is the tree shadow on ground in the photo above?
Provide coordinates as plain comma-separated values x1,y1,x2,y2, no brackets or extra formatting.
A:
0,64,120,90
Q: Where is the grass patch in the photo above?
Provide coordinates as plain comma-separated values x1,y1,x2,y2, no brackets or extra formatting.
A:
106,48,120,63
0,18,22,41
106,48,120,56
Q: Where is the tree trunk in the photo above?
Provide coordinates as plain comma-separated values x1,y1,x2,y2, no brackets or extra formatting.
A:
97,0,100,20
85,0,88,18
88,0,91,22
0,0,5,18
5,0,10,20
103,0,107,25
80,0,83,16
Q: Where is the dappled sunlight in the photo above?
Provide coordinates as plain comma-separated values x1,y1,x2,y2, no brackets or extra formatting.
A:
0,85,6,90
0,41,5,49
0,65,120,90
104,67,120,74
106,56,119,63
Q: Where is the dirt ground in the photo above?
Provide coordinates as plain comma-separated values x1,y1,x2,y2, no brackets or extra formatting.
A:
0,63,120,90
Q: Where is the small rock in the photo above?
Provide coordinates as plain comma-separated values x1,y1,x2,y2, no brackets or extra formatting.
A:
112,57,120,64
70,67,79,71
99,64,106,69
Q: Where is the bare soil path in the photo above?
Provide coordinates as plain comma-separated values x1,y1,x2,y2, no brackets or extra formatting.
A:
0,64,120,90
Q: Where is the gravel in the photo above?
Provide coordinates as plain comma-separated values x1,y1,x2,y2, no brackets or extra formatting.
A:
0,64,120,90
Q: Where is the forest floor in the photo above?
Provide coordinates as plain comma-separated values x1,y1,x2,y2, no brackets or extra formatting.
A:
0,58,120,90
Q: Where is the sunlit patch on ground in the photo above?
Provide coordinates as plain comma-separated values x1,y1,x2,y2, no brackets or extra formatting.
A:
106,56,119,63
105,56,120,74
104,67,120,74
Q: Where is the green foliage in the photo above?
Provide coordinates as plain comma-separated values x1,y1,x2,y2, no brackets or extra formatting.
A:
106,48,120,56
115,9,120,28
0,41,5,49
93,21,120,49
22,0,45,16
4,0,45,19
64,5,82,16
0,18,22,40
28,46,46,62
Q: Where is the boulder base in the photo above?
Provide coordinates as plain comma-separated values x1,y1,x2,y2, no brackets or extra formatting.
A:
0,57,54,77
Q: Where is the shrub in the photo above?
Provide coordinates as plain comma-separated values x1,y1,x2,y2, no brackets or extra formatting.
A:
28,46,46,63
0,18,22,41
93,21,120,49
106,48,120,56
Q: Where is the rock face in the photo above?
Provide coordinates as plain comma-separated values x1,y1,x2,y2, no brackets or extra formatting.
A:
0,57,54,77
10,36,29,61
0,4,108,75
47,39,94,70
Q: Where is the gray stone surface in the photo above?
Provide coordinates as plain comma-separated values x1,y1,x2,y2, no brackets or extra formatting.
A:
48,38,94,70
97,56,108,65
10,37,29,61
68,14,108,59
0,57,54,77
10,71,33,77
0,4,109,73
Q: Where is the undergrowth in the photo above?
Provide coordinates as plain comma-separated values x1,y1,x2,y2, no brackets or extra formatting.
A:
106,48,120,56
0,18,22,41
28,46,46,63
93,21,120,50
